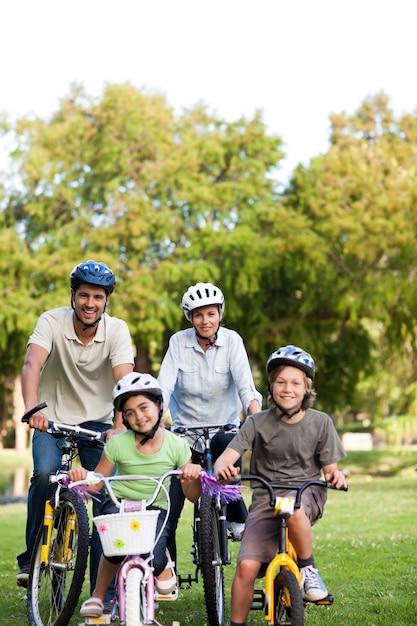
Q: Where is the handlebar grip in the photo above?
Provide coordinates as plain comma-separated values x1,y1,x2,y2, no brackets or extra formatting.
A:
21,402,48,423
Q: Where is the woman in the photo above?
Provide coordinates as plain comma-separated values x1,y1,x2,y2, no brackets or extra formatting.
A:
158,282,262,560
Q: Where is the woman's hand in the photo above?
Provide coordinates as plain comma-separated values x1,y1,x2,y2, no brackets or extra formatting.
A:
68,467,89,482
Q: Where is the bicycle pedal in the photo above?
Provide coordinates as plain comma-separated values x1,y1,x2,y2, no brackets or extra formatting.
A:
156,587,178,602
178,573,196,588
304,594,334,606
252,589,265,611
82,616,112,625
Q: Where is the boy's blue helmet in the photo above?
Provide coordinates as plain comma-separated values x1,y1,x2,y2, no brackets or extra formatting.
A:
70,260,116,294
266,345,315,381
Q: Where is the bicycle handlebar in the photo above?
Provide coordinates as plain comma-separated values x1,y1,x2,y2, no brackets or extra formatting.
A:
238,474,348,509
70,469,183,510
21,402,106,444
172,423,238,435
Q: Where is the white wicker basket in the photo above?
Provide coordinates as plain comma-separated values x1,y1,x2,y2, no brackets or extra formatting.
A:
93,510,160,557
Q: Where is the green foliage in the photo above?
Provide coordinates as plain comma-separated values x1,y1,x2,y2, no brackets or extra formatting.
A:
2,85,417,426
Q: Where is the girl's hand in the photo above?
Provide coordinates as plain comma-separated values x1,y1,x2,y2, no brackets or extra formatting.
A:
180,462,201,483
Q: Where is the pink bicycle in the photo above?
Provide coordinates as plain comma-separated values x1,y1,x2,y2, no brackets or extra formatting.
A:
70,469,182,626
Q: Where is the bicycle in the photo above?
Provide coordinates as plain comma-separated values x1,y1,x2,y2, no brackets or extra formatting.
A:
172,423,238,626
237,474,347,626
69,469,183,626
21,401,106,626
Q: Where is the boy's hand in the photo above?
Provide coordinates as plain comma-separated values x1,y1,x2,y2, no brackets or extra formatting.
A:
324,468,347,490
214,464,240,481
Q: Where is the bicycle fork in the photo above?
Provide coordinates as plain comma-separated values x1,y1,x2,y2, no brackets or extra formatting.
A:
40,496,77,568
117,558,154,624
263,527,300,622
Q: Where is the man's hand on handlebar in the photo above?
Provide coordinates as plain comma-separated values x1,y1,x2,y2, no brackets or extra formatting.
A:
28,410,50,432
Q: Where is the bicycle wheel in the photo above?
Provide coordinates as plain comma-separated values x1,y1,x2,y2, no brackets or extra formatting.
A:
273,569,304,626
27,489,90,626
198,493,225,626
125,567,146,626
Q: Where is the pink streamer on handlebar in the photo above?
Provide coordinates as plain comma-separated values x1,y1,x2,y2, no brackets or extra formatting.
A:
200,471,243,503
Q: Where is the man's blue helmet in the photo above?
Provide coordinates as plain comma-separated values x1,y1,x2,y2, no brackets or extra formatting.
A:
70,260,116,294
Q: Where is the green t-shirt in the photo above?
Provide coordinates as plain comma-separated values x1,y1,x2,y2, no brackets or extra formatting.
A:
104,428,191,507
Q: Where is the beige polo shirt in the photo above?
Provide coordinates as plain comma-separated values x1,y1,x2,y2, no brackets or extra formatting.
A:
28,307,134,425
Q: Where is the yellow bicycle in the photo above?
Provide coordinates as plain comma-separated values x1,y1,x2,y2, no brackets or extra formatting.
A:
22,402,105,626
239,474,347,626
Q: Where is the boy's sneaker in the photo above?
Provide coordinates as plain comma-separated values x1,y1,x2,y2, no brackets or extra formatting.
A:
300,565,328,601
16,566,30,587
227,522,245,541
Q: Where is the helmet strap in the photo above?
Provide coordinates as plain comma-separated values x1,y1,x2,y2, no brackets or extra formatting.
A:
194,328,218,347
274,402,303,419
71,300,106,331
138,410,163,445
191,309,220,347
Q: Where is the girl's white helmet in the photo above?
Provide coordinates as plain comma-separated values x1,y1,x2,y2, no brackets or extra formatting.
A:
181,282,225,321
113,372,163,412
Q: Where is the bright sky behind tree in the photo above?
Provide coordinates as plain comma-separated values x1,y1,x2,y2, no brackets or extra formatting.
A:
1,0,416,180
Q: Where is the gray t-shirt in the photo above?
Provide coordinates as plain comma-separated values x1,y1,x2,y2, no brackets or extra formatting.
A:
28,307,134,425
228,408,346,499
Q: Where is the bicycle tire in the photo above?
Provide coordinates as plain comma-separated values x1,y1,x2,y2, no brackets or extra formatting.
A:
125,567,146,626
198,492,225,626
27,489,90,626
273,569,304,626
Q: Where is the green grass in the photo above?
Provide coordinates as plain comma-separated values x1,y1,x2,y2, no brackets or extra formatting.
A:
1,451,417,625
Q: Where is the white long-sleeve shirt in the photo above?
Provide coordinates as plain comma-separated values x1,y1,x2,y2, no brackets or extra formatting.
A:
157,326,262,430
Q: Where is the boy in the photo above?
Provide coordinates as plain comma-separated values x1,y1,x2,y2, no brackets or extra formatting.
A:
214,344,347,626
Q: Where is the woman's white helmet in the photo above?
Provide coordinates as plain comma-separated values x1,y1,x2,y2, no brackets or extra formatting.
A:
113,372,163,412
181,282,225,321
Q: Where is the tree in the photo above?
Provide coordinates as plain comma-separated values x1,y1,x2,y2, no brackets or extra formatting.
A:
2,86,417,430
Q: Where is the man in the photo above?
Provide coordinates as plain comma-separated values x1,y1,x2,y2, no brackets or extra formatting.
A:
17,260,134,597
